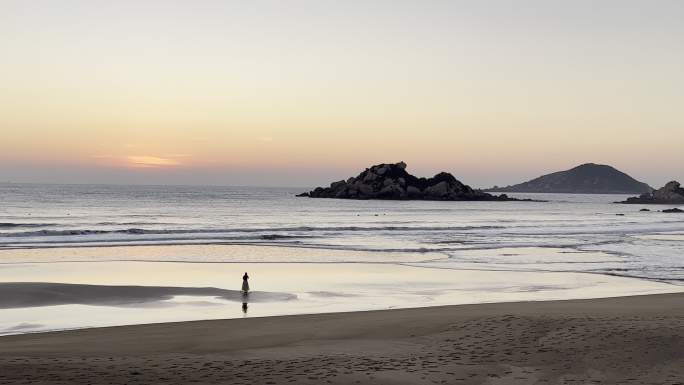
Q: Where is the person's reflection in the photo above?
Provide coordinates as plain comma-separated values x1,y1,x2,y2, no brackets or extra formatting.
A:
241,292,249,315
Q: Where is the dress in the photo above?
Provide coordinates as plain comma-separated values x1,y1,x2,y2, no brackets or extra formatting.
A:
242,274,250,293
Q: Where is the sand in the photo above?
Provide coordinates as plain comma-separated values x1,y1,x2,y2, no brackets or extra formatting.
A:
2,293,684,384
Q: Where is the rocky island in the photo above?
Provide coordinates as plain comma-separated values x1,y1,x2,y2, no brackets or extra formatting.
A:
487,163,652,194
618,181,684,205
298,162,531,201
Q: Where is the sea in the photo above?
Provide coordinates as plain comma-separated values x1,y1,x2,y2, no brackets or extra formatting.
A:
1,183,683,334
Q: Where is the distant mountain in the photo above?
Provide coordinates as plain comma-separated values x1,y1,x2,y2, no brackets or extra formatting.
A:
487,163,653,194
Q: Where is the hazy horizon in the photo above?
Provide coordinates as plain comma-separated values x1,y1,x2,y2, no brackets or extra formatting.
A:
2,1,683,188
0,161,671,190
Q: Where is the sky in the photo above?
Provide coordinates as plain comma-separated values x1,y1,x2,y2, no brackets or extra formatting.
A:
1,0,683,188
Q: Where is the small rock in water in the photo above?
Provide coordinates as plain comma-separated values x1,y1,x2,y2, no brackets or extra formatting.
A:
620,181,684,204
640,208,650,212
662,208,684,213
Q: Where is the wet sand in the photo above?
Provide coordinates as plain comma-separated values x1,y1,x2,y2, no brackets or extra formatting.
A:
0,282,294,309
2,293,684,384
3,261,679,335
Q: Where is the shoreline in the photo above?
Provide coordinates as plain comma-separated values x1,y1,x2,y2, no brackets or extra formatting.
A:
0,289,681,333
2,291,683,341
1,260,680,336
2,292,684,384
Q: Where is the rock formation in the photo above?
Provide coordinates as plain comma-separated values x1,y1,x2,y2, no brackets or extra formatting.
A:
297,162,530,201
619,181,684,204
487,163,652,194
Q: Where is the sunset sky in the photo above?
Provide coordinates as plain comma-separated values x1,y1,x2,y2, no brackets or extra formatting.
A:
1,0,682,188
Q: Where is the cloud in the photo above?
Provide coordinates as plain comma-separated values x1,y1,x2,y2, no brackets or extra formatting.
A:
126,156,181,168
257,136,274,142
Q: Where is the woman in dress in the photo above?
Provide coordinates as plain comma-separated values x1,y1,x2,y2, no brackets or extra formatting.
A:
242,272,250,294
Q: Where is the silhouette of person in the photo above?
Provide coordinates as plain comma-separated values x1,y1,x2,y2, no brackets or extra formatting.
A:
242,272,250,294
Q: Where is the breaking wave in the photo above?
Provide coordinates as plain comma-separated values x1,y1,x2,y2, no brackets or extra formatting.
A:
0,225,505,238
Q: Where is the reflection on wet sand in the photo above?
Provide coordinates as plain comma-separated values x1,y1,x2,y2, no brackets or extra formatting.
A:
242,292,249,314
0,282,293,309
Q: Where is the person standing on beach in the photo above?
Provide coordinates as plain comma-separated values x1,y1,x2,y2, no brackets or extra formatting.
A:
242,272,250,294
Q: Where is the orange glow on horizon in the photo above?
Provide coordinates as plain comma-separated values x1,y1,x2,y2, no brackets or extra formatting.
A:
126,156,182,168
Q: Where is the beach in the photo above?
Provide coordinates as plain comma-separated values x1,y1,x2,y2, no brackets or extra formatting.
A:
1,185,683,384
2,293,684,384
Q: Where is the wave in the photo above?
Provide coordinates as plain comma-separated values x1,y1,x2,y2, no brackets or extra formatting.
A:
0,225,505,238
95,221,180,226
0,223,55,228
0,229,311,240
5,221,683,239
